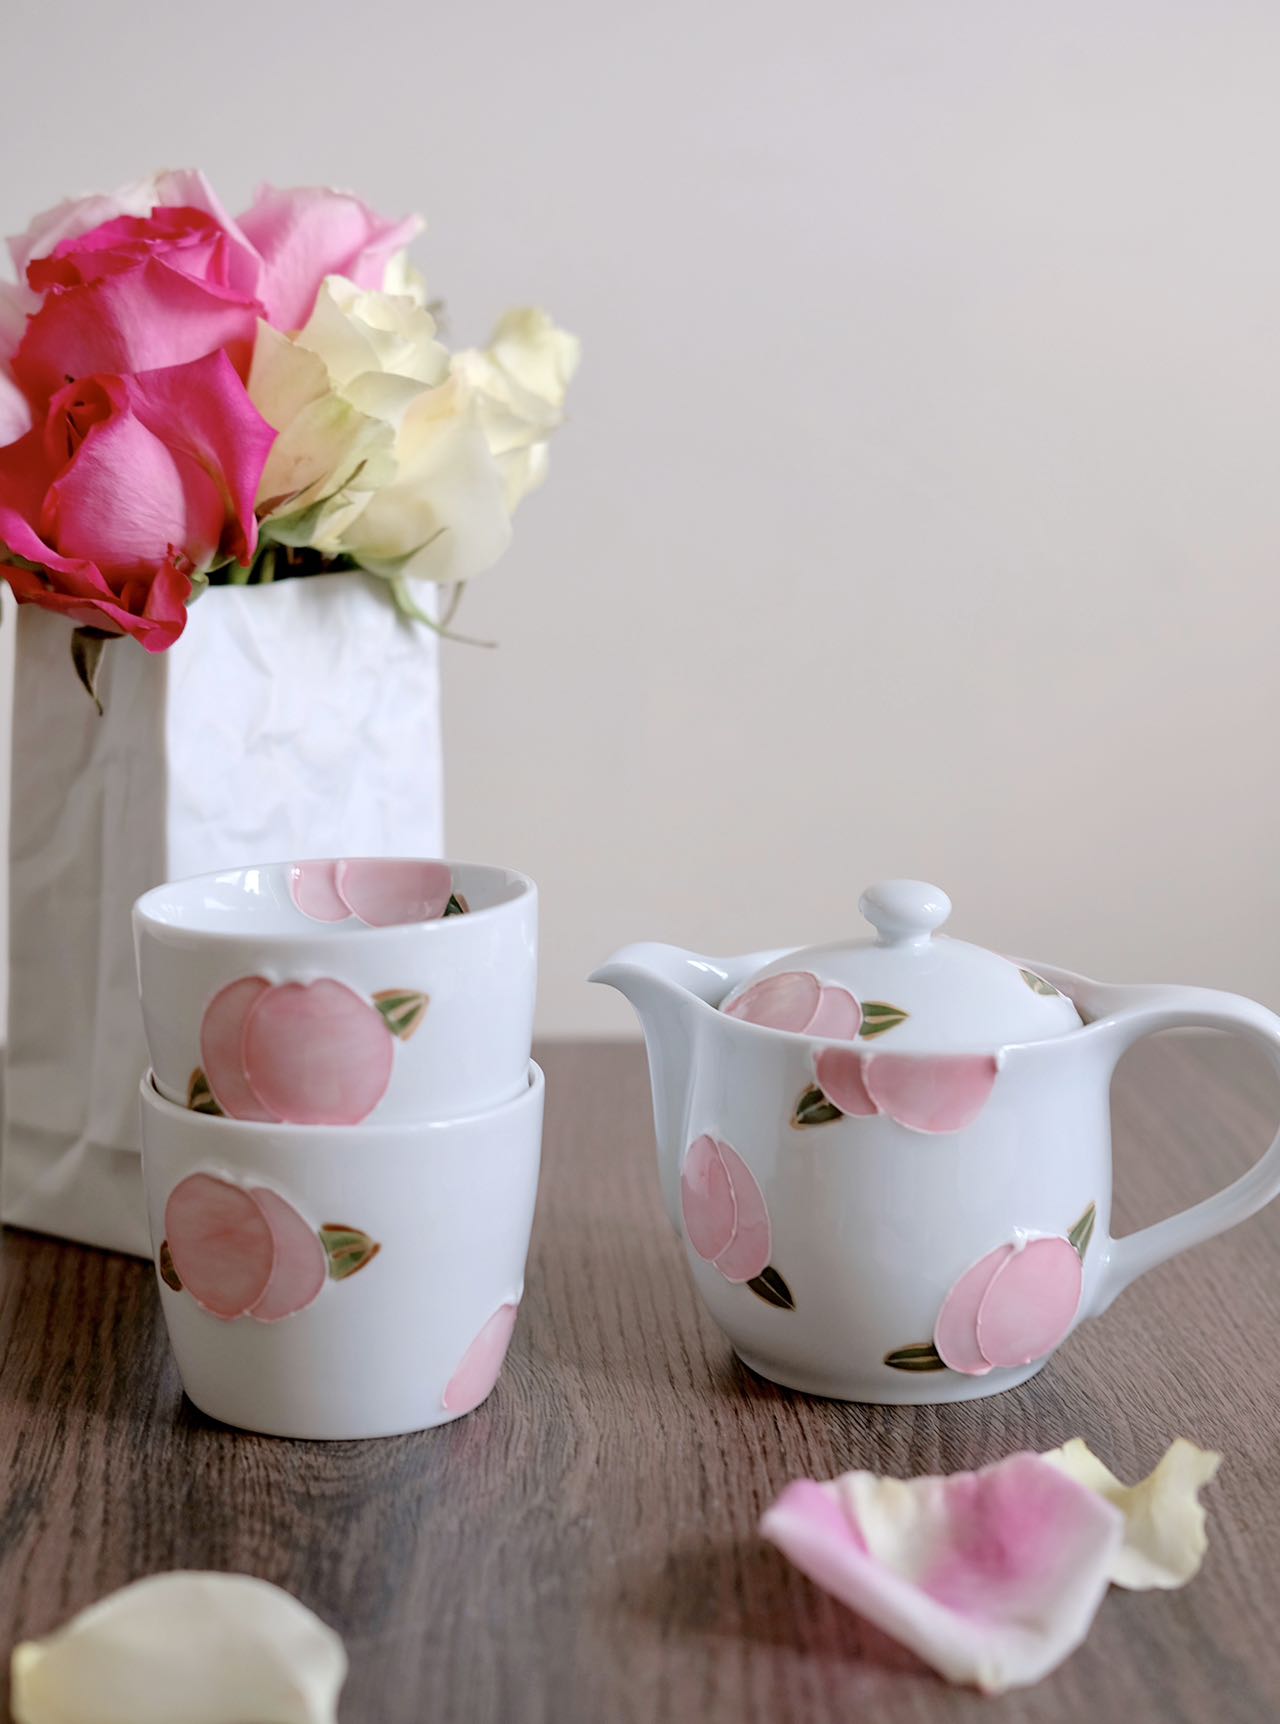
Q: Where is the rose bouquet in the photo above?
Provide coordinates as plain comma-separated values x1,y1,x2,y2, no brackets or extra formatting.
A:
0,169,578,695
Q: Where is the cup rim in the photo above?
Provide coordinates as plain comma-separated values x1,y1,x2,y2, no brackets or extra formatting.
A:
140,1059,544,1136
133,856,537,948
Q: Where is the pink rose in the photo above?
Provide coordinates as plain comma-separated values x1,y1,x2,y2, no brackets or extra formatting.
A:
6,168,260,291
238,183,421,331
12,204,264,408
0,348,274,649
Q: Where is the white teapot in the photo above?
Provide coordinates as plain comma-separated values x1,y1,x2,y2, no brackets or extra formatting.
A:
591,880,1280,1403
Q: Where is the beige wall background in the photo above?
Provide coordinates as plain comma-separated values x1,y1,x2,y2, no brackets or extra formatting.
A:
0,0,1277,1038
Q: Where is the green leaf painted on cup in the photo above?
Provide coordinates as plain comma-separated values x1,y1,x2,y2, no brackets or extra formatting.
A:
858,1000,910,1039
186,1068,223,1116
320,1225,381,1281
884,1341,947,1372
1067,1200,1097,1260
444,892,469,917
158,1241,183,1292
747,1265,796,1310
1019,967,1063,998
793,1083,843,1127
372,989,429,1041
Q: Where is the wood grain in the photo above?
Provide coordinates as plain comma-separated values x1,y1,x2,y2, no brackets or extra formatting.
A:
0,1035,1277,1722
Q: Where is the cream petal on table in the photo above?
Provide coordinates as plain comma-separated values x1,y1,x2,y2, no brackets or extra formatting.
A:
10,1572,347,1724
1042,1438,1221,1590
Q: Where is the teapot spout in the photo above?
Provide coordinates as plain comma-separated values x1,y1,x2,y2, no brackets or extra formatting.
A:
589,943,709,1230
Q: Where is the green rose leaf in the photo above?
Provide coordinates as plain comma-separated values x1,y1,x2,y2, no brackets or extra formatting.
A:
883,1341,947,1372
186,1068,223,1116
372,989,429,1041
320,1224,381,1281
158,1241,183,1292
859,1001,909,1038
747,1265,796,1310
1067,1200,1097,1260
70,626,114,715
793,1083,843,1127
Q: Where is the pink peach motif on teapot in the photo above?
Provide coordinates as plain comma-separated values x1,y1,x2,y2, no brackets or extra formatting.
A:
723,971,908,1042
158,1171,379,1323
680,1134,795,1310
794,1046,1000,1134
189,975,428,1125
289,858,468,927
884,1203,1096,1375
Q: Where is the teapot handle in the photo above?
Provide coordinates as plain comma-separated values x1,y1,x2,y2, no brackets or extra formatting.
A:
1090,984,1280,1314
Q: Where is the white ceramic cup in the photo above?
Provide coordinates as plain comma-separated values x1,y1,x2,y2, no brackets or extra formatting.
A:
133,858,537,1126
139,1063,544,1439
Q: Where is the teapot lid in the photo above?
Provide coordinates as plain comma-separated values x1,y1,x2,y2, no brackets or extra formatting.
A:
719,879,1081,1050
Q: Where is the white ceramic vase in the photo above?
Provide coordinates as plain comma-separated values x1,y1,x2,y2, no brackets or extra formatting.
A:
3,573,443,1256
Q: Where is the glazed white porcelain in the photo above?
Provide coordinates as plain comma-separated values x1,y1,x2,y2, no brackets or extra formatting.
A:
139,1064,544,1439
592,881,1280,1405
134,858,537,1125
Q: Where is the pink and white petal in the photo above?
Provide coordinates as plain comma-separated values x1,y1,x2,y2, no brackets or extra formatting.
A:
933,1244,1013,1375
762,1455,1123,1694
199,976,278,1121
805,986,862,1041
335,857,453,926
241,979,394,1126
713,1142,771,1283
443,1303,520,1414
246,1188,328,1322
288,861,351,923
723,971,821,1033
813,1047,879,1117
163,1173,275,1321
976,1237,1083,1369
863,1054,999,1134
680,1134,737,1263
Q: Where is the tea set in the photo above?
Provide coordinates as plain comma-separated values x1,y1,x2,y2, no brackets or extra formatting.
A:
134,864,1280,1437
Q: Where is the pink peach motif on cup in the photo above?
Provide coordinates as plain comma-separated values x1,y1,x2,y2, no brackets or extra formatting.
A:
288,858,465,927
795,1048,1000,1134
680,1135,795,1310
722,971,908,1043
443,1302,520,1415
192,975,427,1125
884,1203,1096,1375
159,1172,379,1323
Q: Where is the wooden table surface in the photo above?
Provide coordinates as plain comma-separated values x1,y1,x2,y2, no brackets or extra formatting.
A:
0,1036,1277,1723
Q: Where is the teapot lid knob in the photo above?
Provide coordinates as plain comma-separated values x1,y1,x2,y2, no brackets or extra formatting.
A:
859,879,952,947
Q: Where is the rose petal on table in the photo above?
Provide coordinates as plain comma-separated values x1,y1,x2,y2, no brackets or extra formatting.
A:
1041,1438,1221,1590
10,1571,347,1724
761,1453,1123,1694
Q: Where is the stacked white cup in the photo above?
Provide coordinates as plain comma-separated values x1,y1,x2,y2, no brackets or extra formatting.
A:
133,857,541,1439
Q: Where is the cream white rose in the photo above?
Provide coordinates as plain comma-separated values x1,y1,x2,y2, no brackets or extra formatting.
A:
249,276,577,599
452,308,581,511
